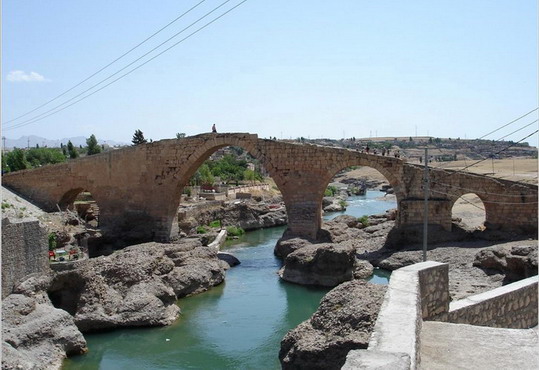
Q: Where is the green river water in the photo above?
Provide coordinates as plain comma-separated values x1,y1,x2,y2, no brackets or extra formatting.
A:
63,191,394,370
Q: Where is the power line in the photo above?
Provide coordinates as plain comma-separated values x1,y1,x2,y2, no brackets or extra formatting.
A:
5,0,248,130
3,0,208,125
477,107,538,140
496,119,538,141
447,129,538,175
430,180,537,198
430,188,537,205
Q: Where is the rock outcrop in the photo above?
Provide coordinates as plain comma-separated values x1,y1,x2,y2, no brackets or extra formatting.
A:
279,244,356,287
2,274,87,370
48,240,226,332
322,196,347,212
473,244,538,281
178,199,287,235
279,280,387,370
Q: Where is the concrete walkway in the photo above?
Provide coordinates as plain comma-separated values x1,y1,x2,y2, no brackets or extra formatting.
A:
421,321,538,370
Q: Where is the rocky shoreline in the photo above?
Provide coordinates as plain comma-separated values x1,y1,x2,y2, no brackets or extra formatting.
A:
1,236,230,369
2,184,537,369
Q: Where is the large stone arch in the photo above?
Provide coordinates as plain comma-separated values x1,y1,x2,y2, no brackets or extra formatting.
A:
158,135,285,240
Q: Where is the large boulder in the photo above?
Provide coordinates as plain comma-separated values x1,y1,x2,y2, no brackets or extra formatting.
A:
274,235,313,259
473,244,538,281
279,244,356,287
222,201,287,230
2,274,87,370
279,280,387,370
48,240,226,332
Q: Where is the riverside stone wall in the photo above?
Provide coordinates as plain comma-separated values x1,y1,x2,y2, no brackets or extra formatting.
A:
1,218,49,297
448,276,538,329
344,261,538,369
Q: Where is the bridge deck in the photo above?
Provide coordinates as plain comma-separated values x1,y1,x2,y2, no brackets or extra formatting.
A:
420,321,538,369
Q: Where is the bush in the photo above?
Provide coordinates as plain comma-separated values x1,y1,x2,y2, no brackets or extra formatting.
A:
209,220,221,228
358,215,369,227
48,233,57,251
339,200,348,208
196,226,209,234
1,202,11,209
226,226,245,237
324,185,338,197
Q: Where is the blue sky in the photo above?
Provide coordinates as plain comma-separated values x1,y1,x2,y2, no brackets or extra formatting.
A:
2,0,538,145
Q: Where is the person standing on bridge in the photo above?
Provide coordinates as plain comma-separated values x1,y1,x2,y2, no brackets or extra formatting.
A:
212,124,217,133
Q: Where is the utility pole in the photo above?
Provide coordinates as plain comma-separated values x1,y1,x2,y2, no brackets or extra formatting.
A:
2,136,6,153
27,138,30,149
423,147,429,262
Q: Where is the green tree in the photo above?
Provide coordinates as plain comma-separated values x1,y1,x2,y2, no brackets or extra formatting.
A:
67,140,79,159
176,133,186,139
26,148,65,167
243,169,257,184
199,164,214,186
132,129,147,145
86,134,102,155
6,148,30,172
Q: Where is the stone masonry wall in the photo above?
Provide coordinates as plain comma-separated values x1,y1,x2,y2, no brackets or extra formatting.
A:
418,262,450,321
448,276,538,329
2,133,537,244
1,218,49,297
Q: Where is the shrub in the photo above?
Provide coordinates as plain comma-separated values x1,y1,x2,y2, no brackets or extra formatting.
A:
48,233,57,251
339,200,348,208
196,226,209,234
209,220,221,228
358,215,369,227
1,202,10,209
226,226,245,237
324,185,338,197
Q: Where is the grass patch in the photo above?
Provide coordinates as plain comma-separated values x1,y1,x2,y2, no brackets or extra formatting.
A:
209,220,221,228
226,226,245,237
196,226,209,234
358,215,369,227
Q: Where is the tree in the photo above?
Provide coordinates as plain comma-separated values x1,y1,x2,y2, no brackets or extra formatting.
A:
198,164,214,186
6,148,30,172
86,134,102,155
176,133,186,139
67,140,79,159
132,129,147,145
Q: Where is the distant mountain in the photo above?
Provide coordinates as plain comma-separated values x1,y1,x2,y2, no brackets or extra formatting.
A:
3,135,128,149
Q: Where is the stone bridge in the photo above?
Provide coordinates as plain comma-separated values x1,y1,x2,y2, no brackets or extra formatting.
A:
3,133,537,243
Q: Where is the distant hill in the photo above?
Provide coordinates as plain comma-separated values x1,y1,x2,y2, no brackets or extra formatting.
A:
4,135,127,149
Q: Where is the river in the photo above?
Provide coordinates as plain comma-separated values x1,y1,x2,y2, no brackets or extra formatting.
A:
63,191,396,369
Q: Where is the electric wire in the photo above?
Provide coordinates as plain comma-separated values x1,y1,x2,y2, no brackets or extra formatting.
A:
496,120,538,141
3,0,207,125
429,180,537,198
446,130,538,175
477,107,538,140
4,0,247,131
429,188,537,205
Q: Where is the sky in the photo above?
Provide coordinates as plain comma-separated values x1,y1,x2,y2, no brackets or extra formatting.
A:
2,0,538,145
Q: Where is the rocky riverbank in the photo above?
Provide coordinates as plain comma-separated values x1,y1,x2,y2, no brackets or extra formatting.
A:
178,197,287,235
2,236,231,369
279,281,387,370
276,212,538,368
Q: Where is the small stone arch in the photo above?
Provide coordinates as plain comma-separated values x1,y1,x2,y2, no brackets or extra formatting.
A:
58,187,101,226
323,155,406,215
450,193,486,231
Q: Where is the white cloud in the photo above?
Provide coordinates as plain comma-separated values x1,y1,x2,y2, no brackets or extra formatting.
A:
6,70,50,82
